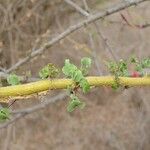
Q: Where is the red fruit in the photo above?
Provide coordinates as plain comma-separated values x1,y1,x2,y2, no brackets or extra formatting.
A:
131,71,140,77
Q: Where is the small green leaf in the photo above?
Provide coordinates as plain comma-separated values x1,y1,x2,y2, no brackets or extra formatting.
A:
72,70,83,82
62,59,91,93
7,74,20,85
111,82,119,90
80,57,92,76
141,58,150,68
67,95,85,112
62,59,78,77
130,56,138,63
39,63,59,79
79,79,90,93
106,59,128,77
0,108,10,122
135,64,143,72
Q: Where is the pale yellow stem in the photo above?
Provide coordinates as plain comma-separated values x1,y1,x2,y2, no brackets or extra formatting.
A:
0,76,149,102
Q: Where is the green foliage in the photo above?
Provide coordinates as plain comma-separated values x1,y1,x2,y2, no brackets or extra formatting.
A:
106,59,129,77
130,57,150,74
62,57,92,112
7,74,21,86
107,57,150,89
80,57,92,76
2,56,149,114
0,108,10,122
62,58,91,93
39,63,59,79
111,77,120,90
79,79,90,93
67,94,85,112
106,59,129,90
130,56,138,63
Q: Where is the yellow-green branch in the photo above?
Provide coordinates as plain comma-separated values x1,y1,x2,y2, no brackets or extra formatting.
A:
0,76,150,102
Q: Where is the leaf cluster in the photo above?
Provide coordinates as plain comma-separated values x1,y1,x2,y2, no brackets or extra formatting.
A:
106,59,128,77
62,57,92,112
67,94,85,112
39,63,60,79
107,57,150,89
62,58,91,93
130,57,150,74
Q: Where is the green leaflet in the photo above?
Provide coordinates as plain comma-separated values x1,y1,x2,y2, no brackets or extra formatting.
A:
0,108,10,122
7,74,21,86
62,59,78,78
39,63,59,79
106,59,129,77
67,95,85,112
62,59,91,93
80,57,92,76
106,59,129,90
107,57,150,90
79,79,90,93
130,57,150,74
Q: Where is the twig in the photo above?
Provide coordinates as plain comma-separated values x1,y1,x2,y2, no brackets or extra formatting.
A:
83,0,118,61
0,93,67,129
64,0,90,17
89,33,103,75
3,124,13,150
82,0,89,12
94,23,118,61
5,0,148,73
81,0,117,69
64,0,102,74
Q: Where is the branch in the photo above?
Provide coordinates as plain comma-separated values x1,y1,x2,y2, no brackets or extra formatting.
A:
0,93,67,129
64,0,90,17
5,0,148,73
81,0,118,66
0,76,150,102
65,0,103,75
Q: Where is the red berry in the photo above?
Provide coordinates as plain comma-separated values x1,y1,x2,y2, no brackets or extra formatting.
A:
131,71,140,77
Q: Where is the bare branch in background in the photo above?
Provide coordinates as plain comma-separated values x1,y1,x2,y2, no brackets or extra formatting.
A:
3,124,13,150
94,23,118,61
89,33,103,75
82,0,118,62
0,93,67,129
5,0,148,73
82,0,89,12
64,0,90,17
64,0,102,74
64,0,116,74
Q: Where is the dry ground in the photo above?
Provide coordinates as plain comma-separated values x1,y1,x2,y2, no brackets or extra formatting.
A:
0,0,150,150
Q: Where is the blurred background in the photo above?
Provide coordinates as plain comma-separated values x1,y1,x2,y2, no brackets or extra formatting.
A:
0,0,150,149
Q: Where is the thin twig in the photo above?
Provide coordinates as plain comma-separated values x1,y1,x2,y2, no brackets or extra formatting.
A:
94,23,118,61
89,33,103,75
5,0,148,73
0,93,67,129
64,0,90,17
65,0,103,75
82,0,118,61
